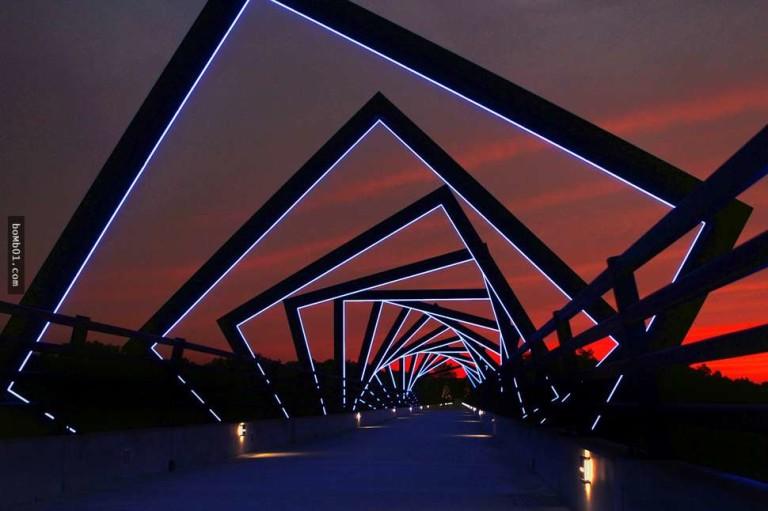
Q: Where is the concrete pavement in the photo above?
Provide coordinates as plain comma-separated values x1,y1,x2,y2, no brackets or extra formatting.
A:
31,409,567,510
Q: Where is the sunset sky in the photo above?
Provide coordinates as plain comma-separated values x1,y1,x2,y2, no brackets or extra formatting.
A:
1,1,766,381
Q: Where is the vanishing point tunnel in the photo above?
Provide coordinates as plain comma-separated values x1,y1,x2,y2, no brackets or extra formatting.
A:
1,2,767,510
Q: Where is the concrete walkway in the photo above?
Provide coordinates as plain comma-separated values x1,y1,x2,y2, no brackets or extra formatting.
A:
36,409,567,510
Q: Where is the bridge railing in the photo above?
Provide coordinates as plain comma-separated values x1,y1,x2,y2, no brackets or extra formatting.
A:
515,125,767,361
0,300,387,435
0,300,236,360
502,124,768,437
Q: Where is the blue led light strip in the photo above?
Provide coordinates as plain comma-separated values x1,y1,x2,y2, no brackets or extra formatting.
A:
269,0,710,430
8,1,254,424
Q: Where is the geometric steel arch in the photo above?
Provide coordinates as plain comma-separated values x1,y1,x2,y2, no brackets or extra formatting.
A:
207,90,739,419
267,0,750,352
2,1,750,427
278,250,483,408
220,186,523,415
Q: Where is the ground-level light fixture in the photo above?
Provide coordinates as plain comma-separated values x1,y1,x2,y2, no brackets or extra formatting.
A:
237,422,247,438
579,449,594,484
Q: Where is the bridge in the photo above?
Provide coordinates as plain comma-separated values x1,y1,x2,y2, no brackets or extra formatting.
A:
1,2,767,510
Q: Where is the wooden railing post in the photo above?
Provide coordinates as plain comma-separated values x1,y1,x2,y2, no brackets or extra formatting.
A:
69,315,90,347
606,256,645,356
606,257,668,455
171,338,186,365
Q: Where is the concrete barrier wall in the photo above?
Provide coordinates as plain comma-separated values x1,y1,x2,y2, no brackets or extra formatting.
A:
481,413,768,511
0,408,409,510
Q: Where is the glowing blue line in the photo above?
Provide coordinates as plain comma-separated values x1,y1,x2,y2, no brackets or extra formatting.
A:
414,356,437,382
399,338,463,361
19,1,254,404
402,305,499,332
386,120,577,303
413,354,433,381
645,221,708,333
594,339,620,367
292,256,473,406
406,353,420,391
423,357,449,376
12,0,706,426
606,374,624,403
376,125,702,369
236,204,441,328
390,301,501,359
222,0,703,419
374,374,388,394
375,326,482,391
374,309,432,369
454,334,488,378
150,345,163,360
388,365,397,388
224,112,539,396
235,324,257,358
483,276,508,361
457,331,497,371
486,283,526,343
671,221,708,284
41,81,289,415
6,382,30,404
345,297,488,302
426,348,468,364
299,260,472,309
423,313,500,360
428,204,522,345
16,351,33,373
593,222,705,418
360,303,382,383
168,121,383,336
370,308,411,376
208,409,222,422
233,80,698,413
462,364,480,386
425,352,479,381
591,414,602,431
270,0,675,209
513,376,527,416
